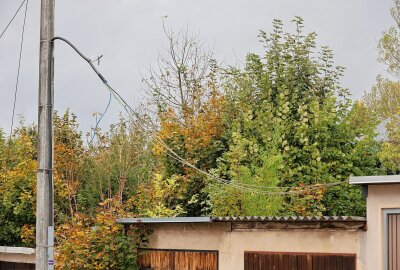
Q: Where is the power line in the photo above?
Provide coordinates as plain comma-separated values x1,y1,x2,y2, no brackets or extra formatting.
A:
159,146,346,195
99,81,296,192
103,77,348,194
102,76,348,194
4,0,28,184
0,0,27,40
50,36,348,195
9,0,29,139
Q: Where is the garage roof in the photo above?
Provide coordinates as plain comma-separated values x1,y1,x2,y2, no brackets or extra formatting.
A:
349,175,400,185
117,216,365,224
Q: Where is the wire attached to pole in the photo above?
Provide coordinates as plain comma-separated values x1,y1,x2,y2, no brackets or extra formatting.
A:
51,37,107,83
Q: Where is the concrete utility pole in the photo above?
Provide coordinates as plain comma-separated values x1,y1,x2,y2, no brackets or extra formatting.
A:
36,0,55,269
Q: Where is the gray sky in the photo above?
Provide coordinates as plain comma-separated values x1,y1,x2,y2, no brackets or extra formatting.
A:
0,0,395,138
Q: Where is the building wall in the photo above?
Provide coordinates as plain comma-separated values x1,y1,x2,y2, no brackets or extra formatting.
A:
366,184,400,270
0,246,35,264
146,223,366,270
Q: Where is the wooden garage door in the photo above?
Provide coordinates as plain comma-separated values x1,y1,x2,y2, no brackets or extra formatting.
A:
0,262,35,270
388,214,400,270
244,252,356,270
138,248,218,270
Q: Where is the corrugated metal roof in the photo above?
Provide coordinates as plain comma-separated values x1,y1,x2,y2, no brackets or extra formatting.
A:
350,175,400,185
116,216,365,224
211,216,365,222
117,217,212,224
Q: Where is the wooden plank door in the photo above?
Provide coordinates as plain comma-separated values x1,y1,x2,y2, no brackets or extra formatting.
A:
388,214,400,270
244,252,356,270
0,262,35,270
138,248,218,270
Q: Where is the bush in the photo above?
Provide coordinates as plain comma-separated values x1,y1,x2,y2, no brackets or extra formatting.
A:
55,198,150,270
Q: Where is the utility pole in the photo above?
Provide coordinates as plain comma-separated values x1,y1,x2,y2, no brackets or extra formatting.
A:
36,0,55,269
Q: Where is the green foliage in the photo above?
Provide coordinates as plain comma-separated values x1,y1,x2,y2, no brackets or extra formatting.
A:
53,110,84,223
378,112,400,171
151,89,225,216
135,173,187,217
0,112,153,263
377,0,400,78
363,0,400,173
0,124,37,246
77,118,154,214
208,18,381,216
55,198,150,270
208,149,283,216
364,76,400,119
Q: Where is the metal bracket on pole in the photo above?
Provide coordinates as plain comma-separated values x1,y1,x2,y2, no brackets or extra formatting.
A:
47,226,54,269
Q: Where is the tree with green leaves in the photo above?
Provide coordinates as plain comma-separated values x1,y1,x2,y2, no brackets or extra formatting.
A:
208,18,381,216
77,117,155,215
364,0,400,172
0,123,37,246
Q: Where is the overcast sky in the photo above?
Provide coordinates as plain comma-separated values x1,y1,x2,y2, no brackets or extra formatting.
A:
0,0,395,138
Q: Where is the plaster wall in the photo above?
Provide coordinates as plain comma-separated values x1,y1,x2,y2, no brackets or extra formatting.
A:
366,184,400,270
147,223,366,270
0,246,35,264
0,253,35,264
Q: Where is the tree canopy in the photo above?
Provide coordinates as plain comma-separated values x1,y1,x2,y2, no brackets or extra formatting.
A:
363,0,400,173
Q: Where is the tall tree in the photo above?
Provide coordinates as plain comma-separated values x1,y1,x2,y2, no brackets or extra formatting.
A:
143,22,215,120
142,24,224,216
377,0,400,78
209,18,381,216
364,0,400,172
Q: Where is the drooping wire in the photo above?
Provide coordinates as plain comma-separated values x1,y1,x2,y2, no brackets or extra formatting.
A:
9,0,29,139
88,92,112,145
158,145,345,195
0,0,27,40
103,81,347,194
50,36,348,195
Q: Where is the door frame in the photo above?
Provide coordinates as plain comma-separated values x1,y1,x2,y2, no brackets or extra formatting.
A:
383,208,400,270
